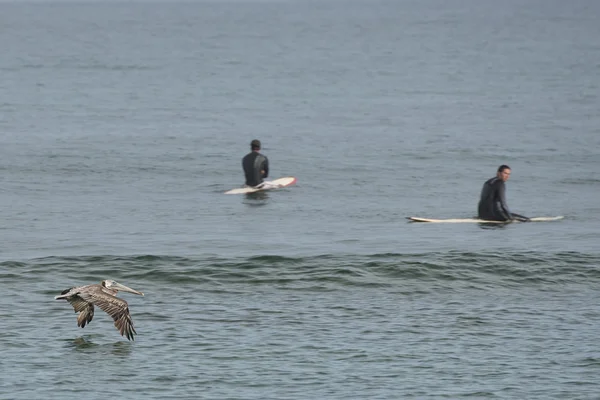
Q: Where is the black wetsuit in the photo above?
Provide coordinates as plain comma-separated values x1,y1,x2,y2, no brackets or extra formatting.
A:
242,151,269,187
478,177,519,221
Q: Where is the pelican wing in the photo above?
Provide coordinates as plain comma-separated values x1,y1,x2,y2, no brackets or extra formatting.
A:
67,296,95,328
79,287,137,340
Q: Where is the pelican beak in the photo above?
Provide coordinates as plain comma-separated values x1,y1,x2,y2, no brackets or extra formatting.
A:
114,282,144,296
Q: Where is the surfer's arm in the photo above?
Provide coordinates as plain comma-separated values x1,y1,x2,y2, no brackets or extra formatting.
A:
262,157,269,178
510,213,530,222
498,183,512,220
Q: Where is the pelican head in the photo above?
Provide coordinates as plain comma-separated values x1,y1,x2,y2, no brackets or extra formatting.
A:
102,280,144,296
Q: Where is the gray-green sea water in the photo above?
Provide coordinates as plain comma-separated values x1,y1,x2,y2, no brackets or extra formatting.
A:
1,0,599,398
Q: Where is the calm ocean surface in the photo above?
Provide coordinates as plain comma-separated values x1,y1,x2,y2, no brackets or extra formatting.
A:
1,0,600,398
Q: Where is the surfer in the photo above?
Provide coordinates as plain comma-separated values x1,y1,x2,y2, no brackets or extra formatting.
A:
478,165,529,222
242,139,269,187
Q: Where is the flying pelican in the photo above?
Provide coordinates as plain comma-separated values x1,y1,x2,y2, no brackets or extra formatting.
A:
55,280,144,340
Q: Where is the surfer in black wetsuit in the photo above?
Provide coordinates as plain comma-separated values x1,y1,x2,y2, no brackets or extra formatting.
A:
242,139,269,187
478,165,529,222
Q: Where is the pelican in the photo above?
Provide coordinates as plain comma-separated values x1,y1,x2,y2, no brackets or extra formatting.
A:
55,280,144,341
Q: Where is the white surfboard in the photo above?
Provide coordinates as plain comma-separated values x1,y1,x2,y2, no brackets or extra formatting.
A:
224,177,297,195
406,216,564,223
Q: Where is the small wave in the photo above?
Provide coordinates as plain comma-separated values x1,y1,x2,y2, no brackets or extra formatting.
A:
574,357,600,367
73,64,156,71
6,63,157,71
561,178,600,185
3,251,600,290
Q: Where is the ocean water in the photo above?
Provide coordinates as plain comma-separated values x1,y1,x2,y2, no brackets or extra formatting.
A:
1,0,600,398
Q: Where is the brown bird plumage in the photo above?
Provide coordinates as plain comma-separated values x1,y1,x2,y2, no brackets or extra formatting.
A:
55,280,144,341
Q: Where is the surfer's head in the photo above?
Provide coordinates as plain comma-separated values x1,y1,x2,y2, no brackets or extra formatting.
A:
497,165,511,182
251,139,261,151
